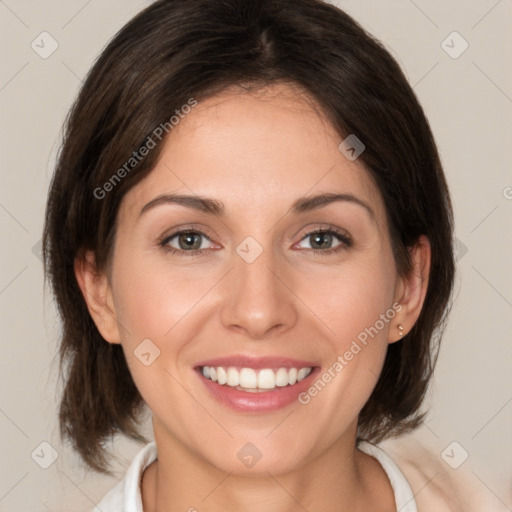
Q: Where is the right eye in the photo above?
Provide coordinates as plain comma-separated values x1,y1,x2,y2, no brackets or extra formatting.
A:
159,229,218,256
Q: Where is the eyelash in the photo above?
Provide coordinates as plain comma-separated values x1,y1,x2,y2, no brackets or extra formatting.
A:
158,226,352,257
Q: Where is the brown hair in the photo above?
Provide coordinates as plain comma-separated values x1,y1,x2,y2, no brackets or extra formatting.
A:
43,0,455,474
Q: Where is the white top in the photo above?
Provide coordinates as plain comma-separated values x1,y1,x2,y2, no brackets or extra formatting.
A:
90,441,417,512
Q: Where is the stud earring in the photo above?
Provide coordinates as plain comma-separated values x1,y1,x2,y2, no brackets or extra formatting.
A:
398,324,404,336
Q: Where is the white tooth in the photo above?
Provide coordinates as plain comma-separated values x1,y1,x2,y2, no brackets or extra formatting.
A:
227,367,239,386
217,366,227,385
275,368,289,387
239,368,257,388
258,369,276,389
297,367,310,382
205,365,311,388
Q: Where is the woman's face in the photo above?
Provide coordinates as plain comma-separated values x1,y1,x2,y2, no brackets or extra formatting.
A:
103,83,408,474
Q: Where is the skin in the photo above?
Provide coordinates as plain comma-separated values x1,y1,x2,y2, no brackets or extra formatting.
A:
76,83,430,512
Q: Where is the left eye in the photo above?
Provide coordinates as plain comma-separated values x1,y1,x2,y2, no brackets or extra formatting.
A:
295,229,349,251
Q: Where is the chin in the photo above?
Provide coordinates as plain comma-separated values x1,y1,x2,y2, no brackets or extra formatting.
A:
193,432,317,477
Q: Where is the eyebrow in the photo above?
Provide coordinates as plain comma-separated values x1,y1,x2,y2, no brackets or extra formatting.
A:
139,192,375,220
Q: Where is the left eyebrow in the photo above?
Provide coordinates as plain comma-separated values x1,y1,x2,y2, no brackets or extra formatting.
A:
138,192,375,221
289,192,375,221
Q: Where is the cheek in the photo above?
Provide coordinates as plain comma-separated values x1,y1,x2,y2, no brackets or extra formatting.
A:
112,254,211,344
296,255,396,407
301,254,396,345
110,254,222,398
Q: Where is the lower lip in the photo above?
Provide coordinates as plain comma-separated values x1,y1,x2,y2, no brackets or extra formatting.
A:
196,367,320,413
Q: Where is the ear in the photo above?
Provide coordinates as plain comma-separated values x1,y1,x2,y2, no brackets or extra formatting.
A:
390,234,431,343
74,250,122,344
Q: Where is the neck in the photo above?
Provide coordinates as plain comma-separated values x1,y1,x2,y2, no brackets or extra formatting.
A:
141,427,395,512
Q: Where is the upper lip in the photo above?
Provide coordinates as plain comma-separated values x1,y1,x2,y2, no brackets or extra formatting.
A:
195,355,318,370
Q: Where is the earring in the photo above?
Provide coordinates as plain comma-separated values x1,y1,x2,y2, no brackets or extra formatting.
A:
398,324,404,337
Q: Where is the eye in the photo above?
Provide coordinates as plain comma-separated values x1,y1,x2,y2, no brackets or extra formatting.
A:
295,228,352,254
159,229,216,256
158,226,352,257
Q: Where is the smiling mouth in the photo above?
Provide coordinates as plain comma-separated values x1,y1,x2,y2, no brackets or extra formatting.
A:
199,365,314,392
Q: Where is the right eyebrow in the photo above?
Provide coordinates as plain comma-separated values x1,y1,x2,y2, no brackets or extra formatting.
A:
139,194,224,218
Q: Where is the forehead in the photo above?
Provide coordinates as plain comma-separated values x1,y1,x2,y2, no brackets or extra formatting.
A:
120,83,385,226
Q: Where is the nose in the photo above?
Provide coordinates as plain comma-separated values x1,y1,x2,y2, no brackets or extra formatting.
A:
220,246,298,340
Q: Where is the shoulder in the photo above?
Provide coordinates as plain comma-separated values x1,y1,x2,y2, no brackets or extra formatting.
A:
90,441,158,512
378,435,471,512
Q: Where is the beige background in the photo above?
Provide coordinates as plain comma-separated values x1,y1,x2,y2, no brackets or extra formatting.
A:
0,0,511,510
